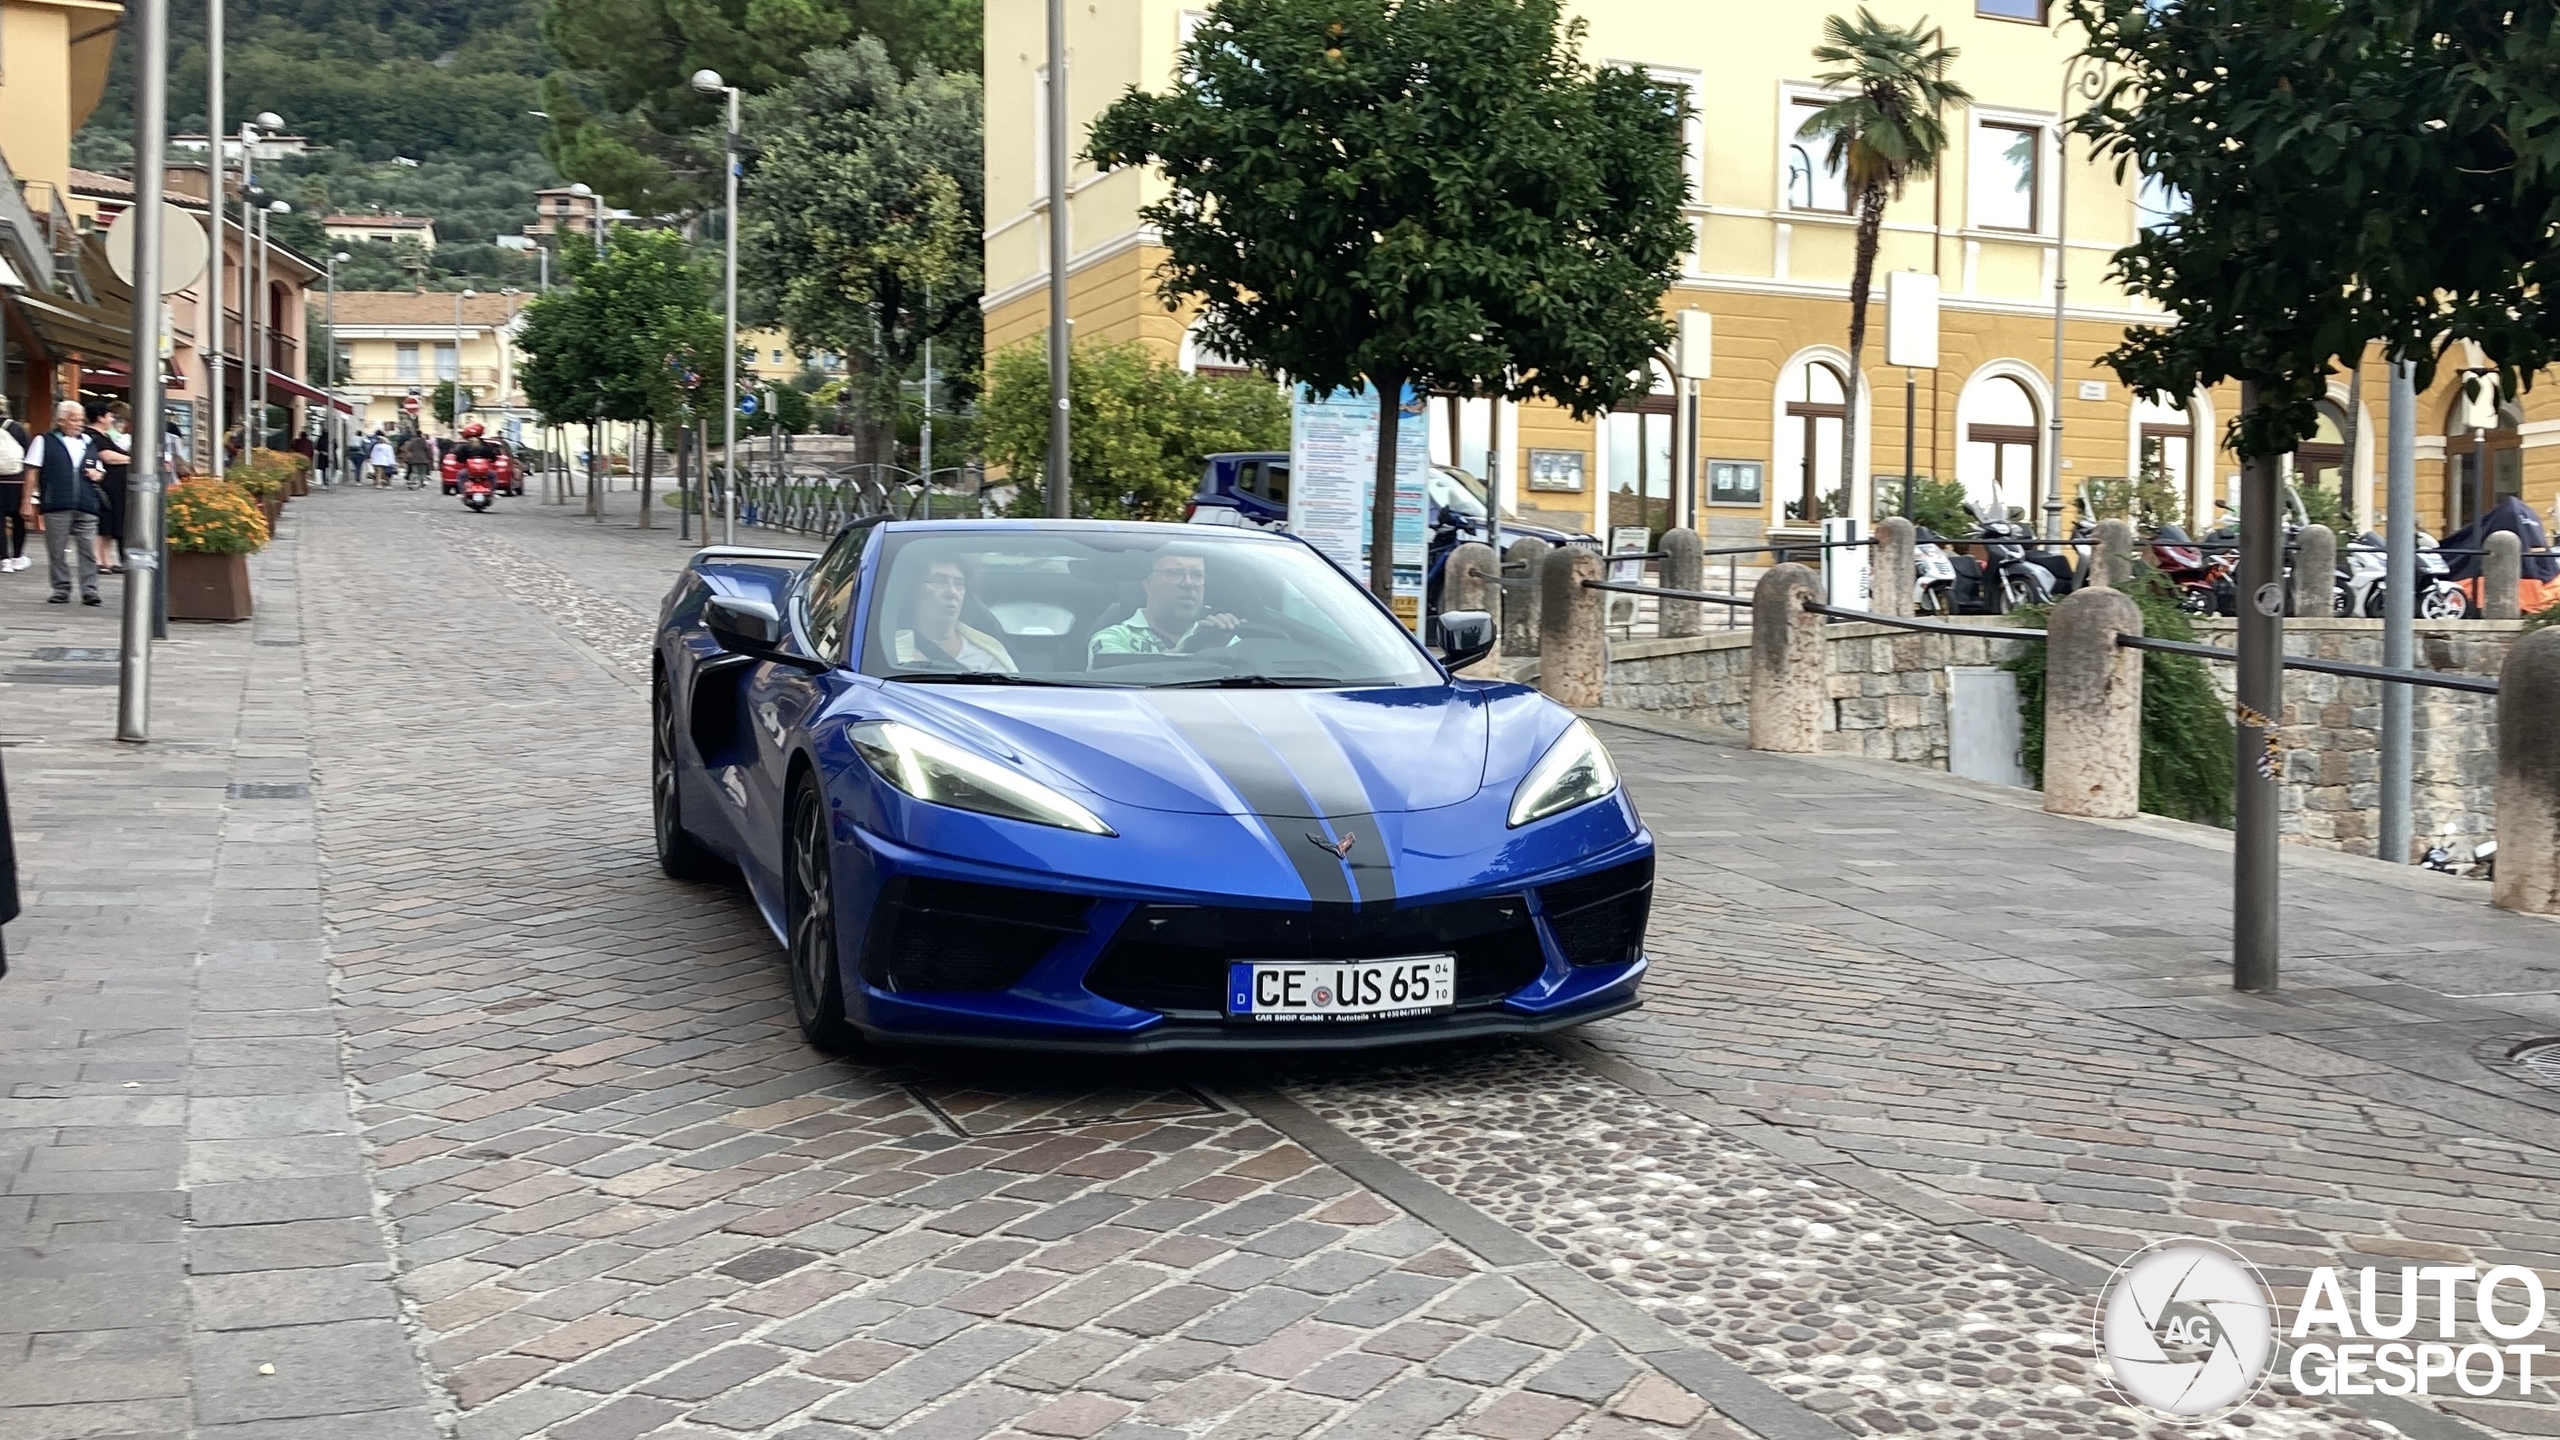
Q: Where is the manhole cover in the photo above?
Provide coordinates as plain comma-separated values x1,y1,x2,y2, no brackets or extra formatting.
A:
2512,1040,2560,1088
31,647,117,662
226,782,310,800
905,1081,1226,1137
6,667,116,686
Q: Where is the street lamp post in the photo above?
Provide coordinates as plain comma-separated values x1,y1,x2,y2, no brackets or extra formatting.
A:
118,0,170,742
2045,58,2106,542
1045,0,1070,518
205,0,224,476
324,248,348,482
254,198,286,452
567,181,604,259
454,288,476,434
239,112,280,457
693,68,741,546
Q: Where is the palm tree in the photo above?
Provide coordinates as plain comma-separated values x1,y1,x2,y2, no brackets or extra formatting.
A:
1800,11,1969,522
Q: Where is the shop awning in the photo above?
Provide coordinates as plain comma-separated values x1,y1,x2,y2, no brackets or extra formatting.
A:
9,289,134,360
264,371,359,415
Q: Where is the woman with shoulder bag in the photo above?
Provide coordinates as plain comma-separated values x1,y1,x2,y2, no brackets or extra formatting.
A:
0,399,27,573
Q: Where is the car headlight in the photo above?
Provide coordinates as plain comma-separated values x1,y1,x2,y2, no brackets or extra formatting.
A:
1508,718,1619,827
851,720,1114,836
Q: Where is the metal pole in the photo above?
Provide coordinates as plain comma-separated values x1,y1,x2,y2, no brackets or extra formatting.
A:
2380,360,2415,863
2044,67,2072,543
2471,425,2487,531
205,0,223,475
722,85,739,546
1044,0,1071,518
118,0,170,744
239,133,255,454
1486,396,1504,558
1903,367,1917,518
322,255,335,481
453,293,464,434
2234,379,2281,993
920,285,935,483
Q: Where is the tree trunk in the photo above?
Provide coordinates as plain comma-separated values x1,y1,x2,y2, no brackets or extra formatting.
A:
585,422,599,517
638,418,656,529
1371,370,1409,608
1839,181,1889,523
2341,352,2363,521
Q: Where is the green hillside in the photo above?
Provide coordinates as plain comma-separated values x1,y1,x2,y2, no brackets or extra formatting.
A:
74,0,560,292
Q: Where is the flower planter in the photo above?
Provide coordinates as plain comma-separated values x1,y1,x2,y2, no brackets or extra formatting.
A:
258,494,282,528
289,471,309,497
168,550,252,621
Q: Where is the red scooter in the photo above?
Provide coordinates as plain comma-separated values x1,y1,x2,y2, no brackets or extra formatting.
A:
459,456,497,512
2146,521,2223,615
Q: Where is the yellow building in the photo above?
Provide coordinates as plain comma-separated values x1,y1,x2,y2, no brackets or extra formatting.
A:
327,290,532,440
984,1,2556,544
739,327,848,384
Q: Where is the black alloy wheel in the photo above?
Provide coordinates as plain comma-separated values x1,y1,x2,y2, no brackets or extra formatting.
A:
652,675,727,882
785,778,859,1052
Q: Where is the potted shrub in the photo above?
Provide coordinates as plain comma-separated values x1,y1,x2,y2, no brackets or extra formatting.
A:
226,457,286,526
164,479,269,621
283,451,312,496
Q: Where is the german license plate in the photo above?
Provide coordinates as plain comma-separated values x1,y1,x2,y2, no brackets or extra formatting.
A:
1227,957,1454,1023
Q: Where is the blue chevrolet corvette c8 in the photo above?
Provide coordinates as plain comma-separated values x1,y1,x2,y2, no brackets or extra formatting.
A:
651,518,1652,1052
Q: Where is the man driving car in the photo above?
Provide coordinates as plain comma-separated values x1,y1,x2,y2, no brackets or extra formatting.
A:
1087,550,1241,666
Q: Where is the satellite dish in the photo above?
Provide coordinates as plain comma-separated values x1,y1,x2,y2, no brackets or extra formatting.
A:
105,204,210,294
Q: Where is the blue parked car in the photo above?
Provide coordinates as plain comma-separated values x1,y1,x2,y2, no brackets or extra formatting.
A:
651,519,1652,1054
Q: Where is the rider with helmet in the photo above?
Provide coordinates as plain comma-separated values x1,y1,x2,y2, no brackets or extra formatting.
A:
452,422,504,464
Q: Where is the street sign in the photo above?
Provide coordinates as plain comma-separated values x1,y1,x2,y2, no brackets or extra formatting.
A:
1886,272,1940,370
738,394,760,416
402,395,421,414
105,204,210,294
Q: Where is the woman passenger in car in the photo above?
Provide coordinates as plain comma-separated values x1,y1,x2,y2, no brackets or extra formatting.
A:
890,557,1018,673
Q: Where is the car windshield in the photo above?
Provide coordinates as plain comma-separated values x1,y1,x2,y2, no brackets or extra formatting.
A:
1427,467,1489,520
858,527,1441,689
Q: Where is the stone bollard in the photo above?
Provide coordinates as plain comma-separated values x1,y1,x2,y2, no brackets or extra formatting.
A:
1659,526,1704,637
2495,628,2560,912
2093,518,2137,589
1871,517,1915,619
2042,586,2145,818
1748,563,1824,753
1537,546,1606,707
1505,536,1550,657
2292,524,2337,618
1444,541,1503,676
2486,531,2523,620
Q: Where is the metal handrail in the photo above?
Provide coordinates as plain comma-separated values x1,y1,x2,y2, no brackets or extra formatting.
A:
1583,579,1751,608
1785,596,2499,695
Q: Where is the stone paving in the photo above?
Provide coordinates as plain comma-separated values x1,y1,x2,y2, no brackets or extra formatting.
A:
4,485,2558,1439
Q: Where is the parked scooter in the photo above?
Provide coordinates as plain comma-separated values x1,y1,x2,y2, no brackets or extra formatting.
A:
2336,532,2473,618
1913,526,1959,615
2147,522,2222,615
1959,501,2062,613
2421,829,2496,880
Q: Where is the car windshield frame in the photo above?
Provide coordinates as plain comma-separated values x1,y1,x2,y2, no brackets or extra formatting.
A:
851,523,1445,691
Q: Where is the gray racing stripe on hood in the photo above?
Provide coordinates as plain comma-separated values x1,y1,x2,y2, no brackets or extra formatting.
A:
1145,692,1356,906
1244,697,1396,909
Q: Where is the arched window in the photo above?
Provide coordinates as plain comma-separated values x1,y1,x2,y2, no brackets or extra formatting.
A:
1958,375,2040,515
2291,402,2349,514
1603,362,1677,538
2133,393,2195,523
1777,359,1847,524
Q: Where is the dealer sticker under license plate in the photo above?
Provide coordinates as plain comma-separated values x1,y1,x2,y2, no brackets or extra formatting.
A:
1227,957,1454,1023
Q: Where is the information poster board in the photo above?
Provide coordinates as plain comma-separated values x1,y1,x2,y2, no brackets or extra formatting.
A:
1822,516,1871,611
1288,384,1428,631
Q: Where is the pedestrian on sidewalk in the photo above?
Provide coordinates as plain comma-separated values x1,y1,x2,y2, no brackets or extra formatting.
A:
90,401,132,577
0,398,27,574
368,431,395,487
402,431,434,490
21,401,110,606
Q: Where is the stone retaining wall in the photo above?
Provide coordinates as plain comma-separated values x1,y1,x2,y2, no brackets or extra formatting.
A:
2191,619,2520,857
1578,612,2519,858
1596,620,2036,765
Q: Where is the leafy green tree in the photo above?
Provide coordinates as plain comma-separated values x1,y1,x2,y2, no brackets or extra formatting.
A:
739,39,983,448
1088,0,1692,598
2006,569,2235,825
982,339,1288,520
518,229,724,435
1798,11,1967,524
2067,0,2560,456
538,0,980,214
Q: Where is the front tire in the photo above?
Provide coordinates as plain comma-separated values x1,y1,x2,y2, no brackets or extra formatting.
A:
2421,584,2471,620
653,675,727,882
785,777,860,1053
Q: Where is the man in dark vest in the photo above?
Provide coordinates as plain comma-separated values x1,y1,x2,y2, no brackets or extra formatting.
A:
18,400,109,605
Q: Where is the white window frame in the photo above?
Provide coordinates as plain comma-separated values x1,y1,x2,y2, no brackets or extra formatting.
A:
1969,109,2056,236
1777,86,1851,217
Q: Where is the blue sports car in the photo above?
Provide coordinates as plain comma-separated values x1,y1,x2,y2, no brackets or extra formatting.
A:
651,518,1651,1053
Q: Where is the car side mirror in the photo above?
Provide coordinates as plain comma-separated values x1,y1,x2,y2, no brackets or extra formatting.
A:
1435,610,1495,673
706,594,786,655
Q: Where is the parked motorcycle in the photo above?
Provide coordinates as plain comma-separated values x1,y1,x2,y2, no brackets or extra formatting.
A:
2146,522,2222,615
1959,502,2064,614
460,456,497,513
2336,533,2473,619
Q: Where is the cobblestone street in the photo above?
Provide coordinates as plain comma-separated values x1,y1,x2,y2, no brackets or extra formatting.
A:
5,486,2560,1439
